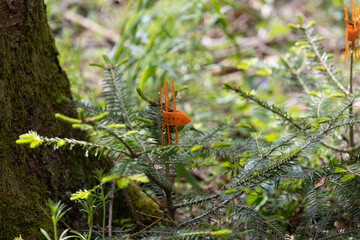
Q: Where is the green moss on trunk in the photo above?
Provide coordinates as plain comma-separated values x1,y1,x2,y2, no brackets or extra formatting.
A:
0,1,108,239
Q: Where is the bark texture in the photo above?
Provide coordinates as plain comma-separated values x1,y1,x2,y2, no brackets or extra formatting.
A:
0,1,105,239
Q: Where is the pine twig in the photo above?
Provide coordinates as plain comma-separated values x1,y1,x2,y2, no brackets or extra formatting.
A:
304,27,349,95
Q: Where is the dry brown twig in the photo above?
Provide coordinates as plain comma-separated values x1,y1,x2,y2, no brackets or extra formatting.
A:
63,10,119,44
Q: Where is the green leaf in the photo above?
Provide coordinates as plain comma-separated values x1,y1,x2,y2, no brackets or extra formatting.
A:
255,68,272,76
16,131,44,148
140,66,158,90
57,140,66,147
281,178,304,190
309,91,320,97
117,177,131,189
297,15,304,24
70,189,91,201
268,19,291,40
108,124,126,129
224,189,238,194
55,113,81,124
237,61,251,70
334,167,348,173
313,117,331,124
330,93,346,98
314,66,325,71
223,83,236,90
91,112,109,122
342,174,355,182
266,132,280,142
130,174,149,183
210,229,232,236
102,54,112,65
158,63,178,79
315,36,326,41
289,148,302,156
123,130,138,136
176,164,203,193
236,123,251,128
72,124,93,131
102,175,121,183
137,87,152,103
40,228,52,240
288,24,300,29
89,63,105,68
138,117,153,124
308,20,317,26
210,142,232,148
191,145,203,152
78,108,86,122
296,41,309,46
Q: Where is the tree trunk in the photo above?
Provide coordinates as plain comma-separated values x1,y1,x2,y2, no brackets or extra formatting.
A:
0,1,105,239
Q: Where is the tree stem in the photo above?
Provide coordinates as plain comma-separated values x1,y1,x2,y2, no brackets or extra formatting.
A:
350,50,354,150
108,180,115,237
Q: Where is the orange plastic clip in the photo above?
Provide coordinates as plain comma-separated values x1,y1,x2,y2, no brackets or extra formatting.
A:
159,81,191,146
344,0,360,61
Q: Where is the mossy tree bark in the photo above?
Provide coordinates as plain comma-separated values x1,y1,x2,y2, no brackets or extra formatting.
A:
0,1,106,239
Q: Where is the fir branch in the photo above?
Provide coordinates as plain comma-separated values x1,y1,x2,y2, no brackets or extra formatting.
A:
327,178,360,205
304,27,349,95
232,130,306,187
72,101,121,125
320,142,360,153
175,193,220,208
42,136,132,157
230,86,302,130
97,126,138,158
329,89,360,124
177,198,232,228
235,206,288,240
141,228,211,240
318,229,360,240
108,65,133,128
282,56,311,95
143,168,175,194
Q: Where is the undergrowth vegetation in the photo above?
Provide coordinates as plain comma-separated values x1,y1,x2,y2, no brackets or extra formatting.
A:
15,0,360,239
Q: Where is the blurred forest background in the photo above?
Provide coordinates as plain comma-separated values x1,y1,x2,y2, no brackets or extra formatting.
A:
45,0,350,127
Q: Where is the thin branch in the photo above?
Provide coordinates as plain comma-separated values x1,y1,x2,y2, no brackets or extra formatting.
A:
231,87,303,130
108,180,115,237
98,126,138,157
282,56,311,95
349,50,355,149
43,136,131,157
304,27,349,95
123,188,142,228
